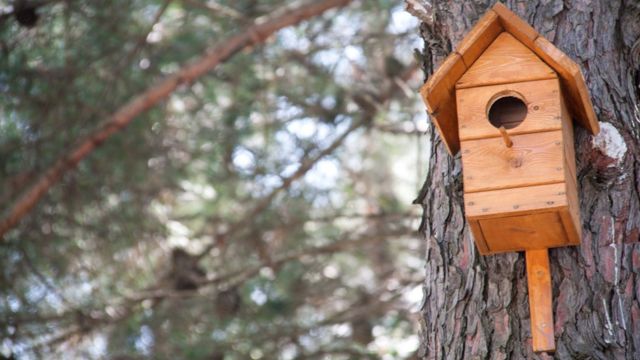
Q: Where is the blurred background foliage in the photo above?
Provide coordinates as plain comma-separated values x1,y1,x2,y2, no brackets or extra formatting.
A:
0,0,428,358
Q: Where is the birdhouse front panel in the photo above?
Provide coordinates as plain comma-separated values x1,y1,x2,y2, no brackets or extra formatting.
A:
452,30,580,255
459,110,580,254
456,79,563,140
455,33,556,89
460,131,565,192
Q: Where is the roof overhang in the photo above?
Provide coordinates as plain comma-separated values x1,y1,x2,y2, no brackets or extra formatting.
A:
420,2,600,155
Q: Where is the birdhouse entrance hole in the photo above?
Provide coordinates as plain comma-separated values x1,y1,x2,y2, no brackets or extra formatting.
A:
487,93,527,129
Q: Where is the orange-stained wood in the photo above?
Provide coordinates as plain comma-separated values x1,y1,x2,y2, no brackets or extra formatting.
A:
468,220,490,254
455,10,503,67
479,212,568,253
560,92,581,238
428,91,461,155
420,2,599,157
421,52,466,114
456,79,562,141
460,131,565,193
493,1,598,135
420,4,594,353
525,249,556,352
498,126,513,147
564,173,581,242
561,154,581,244
420,53,466,154
456,33,556,89
560,93,577,182
420,9,504,155
558,207,581,246
533,36,600,134
492,3,538,49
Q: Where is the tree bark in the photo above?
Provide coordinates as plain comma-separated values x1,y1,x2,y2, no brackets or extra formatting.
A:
410,0,640,359
0,0,352,240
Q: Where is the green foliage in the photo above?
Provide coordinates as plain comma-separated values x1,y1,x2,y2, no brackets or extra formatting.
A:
0,1,427,359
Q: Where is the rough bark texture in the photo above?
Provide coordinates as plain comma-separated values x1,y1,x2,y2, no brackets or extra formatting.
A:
412,0,640,359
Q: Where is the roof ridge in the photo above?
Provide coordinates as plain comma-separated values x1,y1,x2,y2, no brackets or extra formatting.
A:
420,2,599,155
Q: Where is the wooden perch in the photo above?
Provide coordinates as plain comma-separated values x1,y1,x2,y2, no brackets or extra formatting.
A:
526,249,555,352
498,126,513,147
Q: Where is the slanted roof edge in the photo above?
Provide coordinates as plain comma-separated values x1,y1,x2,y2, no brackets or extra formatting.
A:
420,2,599,155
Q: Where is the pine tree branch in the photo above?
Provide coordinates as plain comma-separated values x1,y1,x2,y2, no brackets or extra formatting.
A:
16,224,414,351
195,117,365,260
0,0,353,239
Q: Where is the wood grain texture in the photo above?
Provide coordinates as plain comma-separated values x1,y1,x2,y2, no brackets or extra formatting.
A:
421,52,466,113
479,212,568,253
498,126,513,147
428,91,460,155
456,79,562,141
558,206,580,246
493,2,598,135
420,52,466,154
563,158,581,244
492,2,538,49
455,10,503,67
525,249,555,353
461,131,565,193
533,36,600,135
420,1,599,161
561,93,577,182
465,182,568,219
456,33,556,89
560,92,581,239
468,220,490,254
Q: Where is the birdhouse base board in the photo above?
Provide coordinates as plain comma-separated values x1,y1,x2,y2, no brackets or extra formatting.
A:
465,183,580,255
468,208,579,255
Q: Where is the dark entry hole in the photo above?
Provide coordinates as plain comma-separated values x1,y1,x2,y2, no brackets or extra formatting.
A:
487,96,527,129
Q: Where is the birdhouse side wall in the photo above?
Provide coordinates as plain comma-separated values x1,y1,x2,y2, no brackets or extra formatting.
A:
560,92,581,244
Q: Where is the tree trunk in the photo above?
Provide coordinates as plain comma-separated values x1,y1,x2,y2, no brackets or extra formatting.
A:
411,0,640,359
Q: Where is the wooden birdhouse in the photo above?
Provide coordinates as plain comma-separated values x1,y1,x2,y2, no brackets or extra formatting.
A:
420,3,600,353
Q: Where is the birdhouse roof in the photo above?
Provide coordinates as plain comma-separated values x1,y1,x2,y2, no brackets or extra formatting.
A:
420,3,600,155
